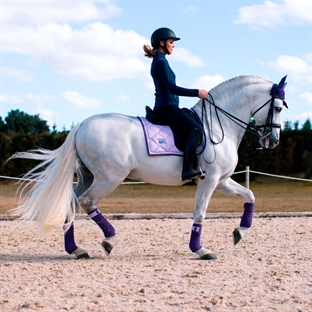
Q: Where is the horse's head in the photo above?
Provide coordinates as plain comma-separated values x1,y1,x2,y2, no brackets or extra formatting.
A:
252,76,288,149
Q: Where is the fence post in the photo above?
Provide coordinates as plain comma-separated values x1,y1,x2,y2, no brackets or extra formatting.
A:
246,166,250,189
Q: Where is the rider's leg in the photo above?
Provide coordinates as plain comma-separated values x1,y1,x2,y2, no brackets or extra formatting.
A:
154,106,204,180
182,127,203,181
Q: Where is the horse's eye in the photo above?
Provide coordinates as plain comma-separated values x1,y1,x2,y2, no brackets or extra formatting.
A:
275,107,282,113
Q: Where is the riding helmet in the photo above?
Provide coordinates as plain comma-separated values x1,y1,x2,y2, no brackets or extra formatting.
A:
151,27,180,48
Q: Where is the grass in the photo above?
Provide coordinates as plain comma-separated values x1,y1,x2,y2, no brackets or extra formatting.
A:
0,176,311,215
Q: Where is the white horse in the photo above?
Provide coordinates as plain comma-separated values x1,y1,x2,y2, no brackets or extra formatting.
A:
8,75,287,260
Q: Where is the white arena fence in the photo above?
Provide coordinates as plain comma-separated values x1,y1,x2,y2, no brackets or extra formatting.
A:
0,166,311,189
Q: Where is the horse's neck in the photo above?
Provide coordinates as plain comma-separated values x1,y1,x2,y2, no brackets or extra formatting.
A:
193,76,269,144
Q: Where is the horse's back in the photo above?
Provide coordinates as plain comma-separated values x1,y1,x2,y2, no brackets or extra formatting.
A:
75,113,144,168
77,113,141,142
79,113,140,134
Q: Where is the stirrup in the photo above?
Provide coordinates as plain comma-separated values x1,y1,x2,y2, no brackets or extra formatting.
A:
182,169,202,181
183,179,197,186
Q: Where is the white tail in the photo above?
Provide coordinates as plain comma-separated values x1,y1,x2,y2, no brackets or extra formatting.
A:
8,123,82,231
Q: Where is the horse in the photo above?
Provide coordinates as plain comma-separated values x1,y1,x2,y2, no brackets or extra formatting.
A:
7,75,288,260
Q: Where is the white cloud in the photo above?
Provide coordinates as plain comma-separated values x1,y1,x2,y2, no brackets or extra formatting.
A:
1,2,204,84
265,55,311,83
2,1,121,26
37,108,57,126
172,47,206,68
25,93,55,106
190,74,225,91
1,1,152,82
62,91,102,109
2,67,34,83
1,93,54,106
116,94,130,103
300,92,312,106
2,5,203,83
2,20,150,81
293,111,312,124
0,93,24,105
303,53,312,63
178,6,199,14
235,0,312,28
0,92,56,125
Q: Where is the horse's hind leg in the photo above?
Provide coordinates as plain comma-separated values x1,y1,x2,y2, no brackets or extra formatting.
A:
64,222,90,259
77,172,128,256
63,164,94,259
216,177,255,245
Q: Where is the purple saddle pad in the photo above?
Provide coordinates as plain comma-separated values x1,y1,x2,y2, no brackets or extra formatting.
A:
138,117,205,156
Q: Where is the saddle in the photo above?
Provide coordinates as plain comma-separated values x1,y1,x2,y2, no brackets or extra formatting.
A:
143,106,205,154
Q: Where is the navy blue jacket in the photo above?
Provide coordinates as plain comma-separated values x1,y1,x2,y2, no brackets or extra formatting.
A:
151,51,198,108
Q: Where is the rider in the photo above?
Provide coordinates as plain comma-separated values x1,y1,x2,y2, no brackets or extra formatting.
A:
143,27,208,181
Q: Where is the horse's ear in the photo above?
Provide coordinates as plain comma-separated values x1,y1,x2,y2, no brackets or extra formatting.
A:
278,75,287,89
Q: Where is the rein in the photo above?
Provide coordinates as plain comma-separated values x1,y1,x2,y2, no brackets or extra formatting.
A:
201,92,281,144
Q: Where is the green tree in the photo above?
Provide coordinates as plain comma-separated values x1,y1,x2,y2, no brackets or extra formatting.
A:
5,109,49,134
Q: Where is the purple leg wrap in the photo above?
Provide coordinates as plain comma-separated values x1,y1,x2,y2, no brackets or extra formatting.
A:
189,223,202,252
88,208,115,237
64,223,78,254
240,203,255,228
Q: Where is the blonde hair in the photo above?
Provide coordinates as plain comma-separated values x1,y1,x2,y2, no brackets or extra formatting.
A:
143,44,157,58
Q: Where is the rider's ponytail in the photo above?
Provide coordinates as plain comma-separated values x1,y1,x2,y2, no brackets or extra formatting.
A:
143,44,156,58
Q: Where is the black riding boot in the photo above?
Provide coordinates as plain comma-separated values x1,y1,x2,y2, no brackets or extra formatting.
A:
182,128,204,181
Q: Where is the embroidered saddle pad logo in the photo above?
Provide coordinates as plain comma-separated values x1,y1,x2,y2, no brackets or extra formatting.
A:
138,117,205,156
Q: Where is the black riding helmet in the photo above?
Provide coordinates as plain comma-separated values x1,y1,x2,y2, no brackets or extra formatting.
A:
151,27,180,54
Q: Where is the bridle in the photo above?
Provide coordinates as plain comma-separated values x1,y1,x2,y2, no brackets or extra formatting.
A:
201,84,288,145
251,84,288,139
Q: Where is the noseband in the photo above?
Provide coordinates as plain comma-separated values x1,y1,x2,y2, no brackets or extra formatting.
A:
251,84,288,139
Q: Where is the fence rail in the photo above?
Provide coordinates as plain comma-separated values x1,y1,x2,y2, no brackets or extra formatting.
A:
1,167,311,189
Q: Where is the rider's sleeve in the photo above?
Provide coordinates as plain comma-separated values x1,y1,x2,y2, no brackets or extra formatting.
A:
156,59,198,97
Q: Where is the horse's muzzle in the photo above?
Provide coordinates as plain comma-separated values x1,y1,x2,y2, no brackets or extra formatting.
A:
259,135,279,149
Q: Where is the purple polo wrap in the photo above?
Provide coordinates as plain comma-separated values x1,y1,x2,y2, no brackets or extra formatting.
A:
64,223,78,254
240,203,255,228
88,208,115,237
189,223,202,252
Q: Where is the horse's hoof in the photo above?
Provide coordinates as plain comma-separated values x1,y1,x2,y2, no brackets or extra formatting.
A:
101,236,115,256
233,226,248,245
195,248,217,260
233,228,242,245
200,253,217,260
72,247,90,260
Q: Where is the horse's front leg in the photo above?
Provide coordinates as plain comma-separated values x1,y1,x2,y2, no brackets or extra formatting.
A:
216,177,255,245
190,178,219,260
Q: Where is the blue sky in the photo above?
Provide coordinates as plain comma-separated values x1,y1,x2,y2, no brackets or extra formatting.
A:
1,0,311,131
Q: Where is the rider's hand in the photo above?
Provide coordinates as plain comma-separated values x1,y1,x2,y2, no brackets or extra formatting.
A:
198,89,209,99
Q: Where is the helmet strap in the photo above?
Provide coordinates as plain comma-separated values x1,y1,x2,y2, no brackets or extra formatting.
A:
159,40,170,55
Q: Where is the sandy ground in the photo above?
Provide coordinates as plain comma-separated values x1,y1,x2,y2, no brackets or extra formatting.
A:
0,216,311,312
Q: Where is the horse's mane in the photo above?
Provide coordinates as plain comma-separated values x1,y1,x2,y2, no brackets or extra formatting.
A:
209,75,272,94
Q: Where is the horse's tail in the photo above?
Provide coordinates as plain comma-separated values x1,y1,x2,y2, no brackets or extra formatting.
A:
7,123,82,232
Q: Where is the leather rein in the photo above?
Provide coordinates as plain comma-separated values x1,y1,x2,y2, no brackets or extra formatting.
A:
201,89,287,145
